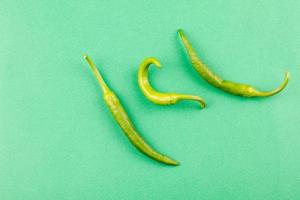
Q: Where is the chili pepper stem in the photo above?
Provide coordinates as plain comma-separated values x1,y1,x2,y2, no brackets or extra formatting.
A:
256,71,290,97
83,54,110,93
178,95,206,108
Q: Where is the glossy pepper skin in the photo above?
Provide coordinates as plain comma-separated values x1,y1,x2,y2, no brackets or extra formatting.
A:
84,54,179,166
138,57,205,108
178,29,289,97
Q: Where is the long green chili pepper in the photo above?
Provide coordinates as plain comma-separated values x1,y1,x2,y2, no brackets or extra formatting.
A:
178,29,290,97
138,57,206,108
83,54,179,166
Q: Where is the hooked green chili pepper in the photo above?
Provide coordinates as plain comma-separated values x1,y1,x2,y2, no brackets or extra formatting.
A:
138,57,205,108
84,54,179,166
178,29,289,97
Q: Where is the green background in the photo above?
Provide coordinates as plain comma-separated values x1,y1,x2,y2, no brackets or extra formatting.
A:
1,0,299,199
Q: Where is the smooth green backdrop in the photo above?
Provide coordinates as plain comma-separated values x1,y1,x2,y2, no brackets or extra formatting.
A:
1,1,299,199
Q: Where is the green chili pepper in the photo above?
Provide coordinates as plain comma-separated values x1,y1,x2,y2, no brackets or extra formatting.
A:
84,54,179,166
138,57,205,108
178,29,289,97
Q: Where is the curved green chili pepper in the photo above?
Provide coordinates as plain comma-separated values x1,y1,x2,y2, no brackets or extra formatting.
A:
138,57,206,108
178,29,289,97
84,54,179,166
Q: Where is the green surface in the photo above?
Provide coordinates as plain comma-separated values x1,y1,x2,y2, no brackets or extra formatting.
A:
0,0,299,199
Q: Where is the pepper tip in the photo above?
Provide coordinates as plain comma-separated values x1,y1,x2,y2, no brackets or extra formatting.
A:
83,53,88,59
177,29,184,35
147,57,162,68
200,101,206,109
285,71,290,79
